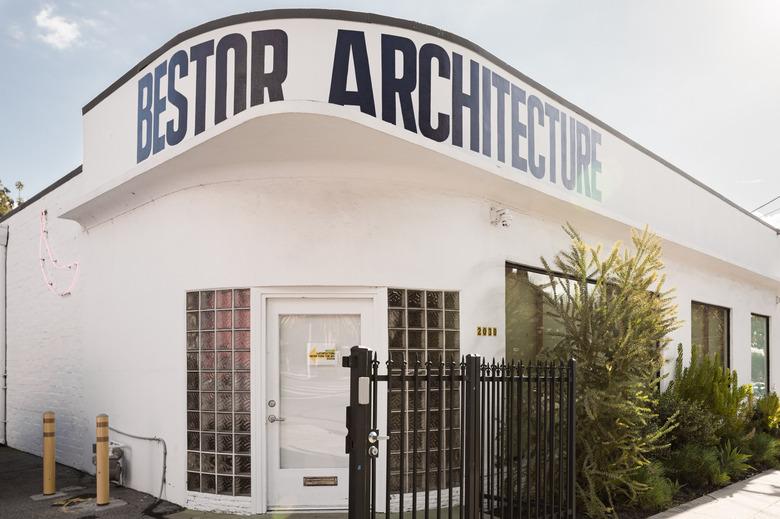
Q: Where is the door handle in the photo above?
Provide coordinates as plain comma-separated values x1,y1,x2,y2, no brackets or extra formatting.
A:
268,415,286,423
368,430,389,443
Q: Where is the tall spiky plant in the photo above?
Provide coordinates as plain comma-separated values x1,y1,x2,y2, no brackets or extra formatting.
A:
538,224,681,518
671,343,753,442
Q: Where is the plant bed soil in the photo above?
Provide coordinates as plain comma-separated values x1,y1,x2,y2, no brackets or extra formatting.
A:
612,466,768,519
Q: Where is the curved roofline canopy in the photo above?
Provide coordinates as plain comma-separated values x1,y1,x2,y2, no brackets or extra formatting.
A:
2,9,775,238
75,8,778,234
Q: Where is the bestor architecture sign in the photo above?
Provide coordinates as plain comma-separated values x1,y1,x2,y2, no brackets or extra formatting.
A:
77,11,777,282
130,20,604,201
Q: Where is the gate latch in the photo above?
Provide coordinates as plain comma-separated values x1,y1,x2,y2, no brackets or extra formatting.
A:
367,429,388,458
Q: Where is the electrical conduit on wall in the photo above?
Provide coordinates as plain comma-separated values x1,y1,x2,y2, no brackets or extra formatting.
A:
0,225,8,445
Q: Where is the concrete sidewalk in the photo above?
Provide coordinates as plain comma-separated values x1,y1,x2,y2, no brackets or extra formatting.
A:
650,469,780,519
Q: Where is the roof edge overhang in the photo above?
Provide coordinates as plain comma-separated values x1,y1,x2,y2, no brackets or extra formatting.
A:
61,108,780,285
77,8,778,235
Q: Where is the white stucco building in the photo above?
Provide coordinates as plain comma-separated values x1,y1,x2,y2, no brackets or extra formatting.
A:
0,9,777,514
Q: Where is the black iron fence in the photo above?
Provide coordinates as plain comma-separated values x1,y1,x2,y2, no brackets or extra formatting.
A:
345,346,576,519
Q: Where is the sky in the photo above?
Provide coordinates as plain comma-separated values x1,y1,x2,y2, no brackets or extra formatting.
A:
2,0,780,222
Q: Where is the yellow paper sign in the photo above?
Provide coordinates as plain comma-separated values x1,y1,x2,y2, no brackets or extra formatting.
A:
307,343,337,367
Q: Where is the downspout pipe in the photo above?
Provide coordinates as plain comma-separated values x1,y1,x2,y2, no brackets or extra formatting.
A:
0,225,7,446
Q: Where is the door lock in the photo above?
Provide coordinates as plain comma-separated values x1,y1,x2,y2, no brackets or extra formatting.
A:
268,415,286,423
368,430,389,443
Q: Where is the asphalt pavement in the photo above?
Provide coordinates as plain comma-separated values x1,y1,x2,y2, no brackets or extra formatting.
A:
0,445,182,519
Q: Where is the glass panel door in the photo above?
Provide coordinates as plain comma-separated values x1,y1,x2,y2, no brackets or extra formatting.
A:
265,297,372,510
278,314,358,469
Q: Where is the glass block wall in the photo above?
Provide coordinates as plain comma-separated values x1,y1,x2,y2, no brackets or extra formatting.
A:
387,288,461,493
186,289,251,496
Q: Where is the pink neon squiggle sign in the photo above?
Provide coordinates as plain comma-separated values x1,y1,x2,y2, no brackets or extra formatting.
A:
39,209,79,296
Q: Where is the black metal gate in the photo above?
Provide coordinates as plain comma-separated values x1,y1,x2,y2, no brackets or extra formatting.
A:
345,346,576,518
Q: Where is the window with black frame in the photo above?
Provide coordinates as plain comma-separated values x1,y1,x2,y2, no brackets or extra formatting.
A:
691,301,730,366
751,314,769,397
505,265,568,362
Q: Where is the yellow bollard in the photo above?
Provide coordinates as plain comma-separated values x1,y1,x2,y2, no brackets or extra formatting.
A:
42,411,56,495
96,414,109,506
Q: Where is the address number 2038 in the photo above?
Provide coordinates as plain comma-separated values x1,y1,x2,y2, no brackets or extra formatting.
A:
476,326,497,337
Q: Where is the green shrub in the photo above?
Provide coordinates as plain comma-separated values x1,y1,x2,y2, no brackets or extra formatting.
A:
717,440,751,481
754,393,780,433
633,462,679,512
747,432,780,467
538,225,680,518
669,344,753,442
667,444,728,489
658,389,721,449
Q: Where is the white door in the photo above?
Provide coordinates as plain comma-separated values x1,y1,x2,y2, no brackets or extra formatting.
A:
265,297,373,510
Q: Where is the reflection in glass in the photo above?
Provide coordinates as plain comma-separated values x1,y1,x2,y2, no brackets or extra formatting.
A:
505,267,567,362
752,314,769,397
691,302,729,364
278,314,357,469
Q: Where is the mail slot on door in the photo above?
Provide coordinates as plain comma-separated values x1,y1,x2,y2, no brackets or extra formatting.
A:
303,476,338,486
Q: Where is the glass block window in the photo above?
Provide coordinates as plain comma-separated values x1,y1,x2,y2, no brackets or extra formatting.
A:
387,288,460,493
187,289,251,496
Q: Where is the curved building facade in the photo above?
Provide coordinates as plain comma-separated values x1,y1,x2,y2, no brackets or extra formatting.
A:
1,10,778,513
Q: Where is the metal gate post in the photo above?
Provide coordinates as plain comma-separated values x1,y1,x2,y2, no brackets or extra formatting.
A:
344,345,372,519
463,354,482,519
567,359,577,518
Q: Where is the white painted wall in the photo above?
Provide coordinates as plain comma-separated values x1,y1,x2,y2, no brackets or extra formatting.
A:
5,175,87,470
5,136,780,511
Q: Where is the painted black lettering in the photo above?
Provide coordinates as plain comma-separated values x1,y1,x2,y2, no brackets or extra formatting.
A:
166,50,188,147
418,43,450,142
136,73,153,163
591,129,603,201
190,40,215,135
576,120,592,197
215,33,248,125
561,112,577,191
510,84,527,171
545,103,559,183
381,34,417,132
451,53,479,152
481,66,491,157
328,30,376,116
152,61,167,154
491,73,510,163
527,95,545,179
250,29,288,106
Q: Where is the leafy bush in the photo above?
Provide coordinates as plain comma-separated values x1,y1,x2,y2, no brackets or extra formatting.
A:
717,440,751,481
668,344,753,442
633,462,678,512
754,393,780,434
658,389,721,449
667,444,727,489
746,432,780,467
538,225,680,518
